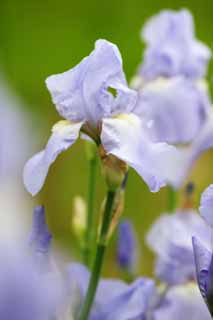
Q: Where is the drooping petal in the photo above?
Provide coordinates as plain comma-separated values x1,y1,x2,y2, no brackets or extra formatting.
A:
140,9,211,80
46,39,135,125
101,113,180,192
135,77,210,144
200,185,213,227
23,121,83,196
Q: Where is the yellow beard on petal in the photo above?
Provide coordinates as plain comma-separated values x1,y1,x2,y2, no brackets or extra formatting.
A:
52,120,72,133
112,113,141,127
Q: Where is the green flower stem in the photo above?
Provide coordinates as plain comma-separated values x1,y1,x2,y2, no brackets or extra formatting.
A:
79,190,116,320
168,186,177,212
83,156,98,267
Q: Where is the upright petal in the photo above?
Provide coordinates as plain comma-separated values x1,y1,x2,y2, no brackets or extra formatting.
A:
23,121,83,196
101,113,180,192
140,9,211,79
46,39,134,125
200,185,213,227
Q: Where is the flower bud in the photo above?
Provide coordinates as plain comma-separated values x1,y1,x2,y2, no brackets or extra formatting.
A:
98,145,128,191
117,219,138,274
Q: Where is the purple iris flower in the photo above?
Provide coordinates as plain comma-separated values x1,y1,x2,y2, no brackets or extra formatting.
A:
23,39,180,195
140,9,211,80
132,10,213,190
117,220,138,274
67,262,156,320
146,210,211,285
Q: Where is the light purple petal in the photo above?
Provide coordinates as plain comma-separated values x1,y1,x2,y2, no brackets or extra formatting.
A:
101,113,180,192
23,121,83,196
136,77,210,144
46,39,135,125
200,185,213,227
140,9,211,79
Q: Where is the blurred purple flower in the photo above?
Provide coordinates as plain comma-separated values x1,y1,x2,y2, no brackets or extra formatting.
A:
140,9,211,80
146,210,211,285
130,10,213,190
29,205,52,270
0,247,63,320
117,220,138,274
0,76,31,180
23,39,180,196
67,262,155,320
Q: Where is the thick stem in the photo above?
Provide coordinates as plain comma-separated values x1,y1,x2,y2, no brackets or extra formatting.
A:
83,156,98,266
78,191,116,320
168,186,176,212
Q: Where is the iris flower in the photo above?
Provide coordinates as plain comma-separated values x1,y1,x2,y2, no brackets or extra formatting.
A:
23,39,179,196
132,9,213,189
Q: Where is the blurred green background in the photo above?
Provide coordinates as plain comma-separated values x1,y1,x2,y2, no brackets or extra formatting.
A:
1,0,213,277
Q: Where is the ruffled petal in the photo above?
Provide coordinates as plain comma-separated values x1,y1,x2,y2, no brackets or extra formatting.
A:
23,121,83,196
46,39,133,125
101,113,180,192
140,9,211,79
